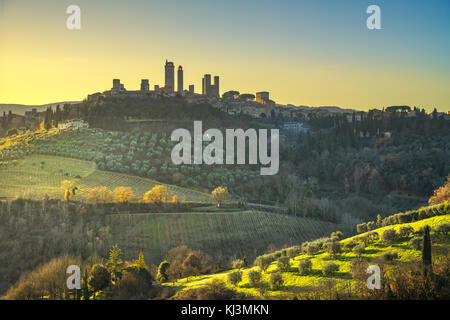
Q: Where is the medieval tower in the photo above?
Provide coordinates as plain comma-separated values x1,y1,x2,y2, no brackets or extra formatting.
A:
177,65,183,92
164,60,175,93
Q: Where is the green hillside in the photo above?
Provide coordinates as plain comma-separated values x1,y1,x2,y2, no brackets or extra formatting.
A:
0,154,211,202
162,213,450,299
106,210,342,264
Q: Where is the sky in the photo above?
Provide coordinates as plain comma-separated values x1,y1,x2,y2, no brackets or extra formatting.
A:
0,0,449,112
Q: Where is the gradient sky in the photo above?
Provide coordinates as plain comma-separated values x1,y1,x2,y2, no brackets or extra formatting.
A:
0,0,449,111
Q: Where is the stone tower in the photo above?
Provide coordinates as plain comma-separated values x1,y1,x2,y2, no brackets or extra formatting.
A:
177,65,183,92
202,74,219,97
164,60,175,93
202,74,211,95
213,76,220,97
141,79,149,92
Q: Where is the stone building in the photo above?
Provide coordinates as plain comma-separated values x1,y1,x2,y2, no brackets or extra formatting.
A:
256,91,270,104
202,74,219,97
111,79,125,93
164,60,175,93
141,79,149,92
177,66,183,92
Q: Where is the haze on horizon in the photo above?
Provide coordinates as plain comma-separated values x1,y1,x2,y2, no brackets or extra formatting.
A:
0,0,449,112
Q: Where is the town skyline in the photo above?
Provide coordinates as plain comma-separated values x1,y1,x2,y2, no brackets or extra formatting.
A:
0,0,449,112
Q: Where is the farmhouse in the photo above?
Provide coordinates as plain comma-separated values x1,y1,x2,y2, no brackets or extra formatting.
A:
58,119,89,131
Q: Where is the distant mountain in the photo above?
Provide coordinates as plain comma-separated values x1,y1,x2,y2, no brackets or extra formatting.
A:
0,101,80,115
287,104,357,113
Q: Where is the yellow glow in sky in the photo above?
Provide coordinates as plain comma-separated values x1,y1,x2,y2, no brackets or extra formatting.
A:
0,1,449,112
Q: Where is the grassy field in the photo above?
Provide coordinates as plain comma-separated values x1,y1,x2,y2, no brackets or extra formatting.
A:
162,214,450,299
0,154,211,202
106,210,342,265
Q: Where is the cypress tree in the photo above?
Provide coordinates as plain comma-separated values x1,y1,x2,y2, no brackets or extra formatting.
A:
422,225,432,266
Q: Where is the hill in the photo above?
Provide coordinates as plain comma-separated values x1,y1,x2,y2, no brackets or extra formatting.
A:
0,102,80,115
163,211,450,299
106,209,343,264
0,154,211,202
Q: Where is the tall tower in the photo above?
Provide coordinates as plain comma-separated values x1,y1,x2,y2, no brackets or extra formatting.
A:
202,74,211,95
112,79,121,90
141,79,149,92
177,65,183,92
164,60,175,93
213,76,220,97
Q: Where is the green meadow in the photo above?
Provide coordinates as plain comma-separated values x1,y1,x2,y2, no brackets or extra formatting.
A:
162,214,450,299
0,154,211,202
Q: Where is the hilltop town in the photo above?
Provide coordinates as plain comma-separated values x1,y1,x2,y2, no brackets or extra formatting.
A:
1,59,449,137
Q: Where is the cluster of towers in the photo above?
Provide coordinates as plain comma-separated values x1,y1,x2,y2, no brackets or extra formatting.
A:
111,60,219,97
164,60,189,94
202,74,220,98
164,60,219,97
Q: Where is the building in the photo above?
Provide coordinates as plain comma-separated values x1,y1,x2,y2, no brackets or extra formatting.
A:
57,119,89,131
111,79,126,93
189,85,194,94
141,79,149,92
177,66,183,92
283,122,308,133
164,60,175,93
202,74,219,98
256,92,270,104
154,85,160,92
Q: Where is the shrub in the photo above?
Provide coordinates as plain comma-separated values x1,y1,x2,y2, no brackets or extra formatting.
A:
367,221,376,231
399,226,414,238
306,243,320,256
113,186,134,203
435,222,450,237
298,259,312,275
398,213,412,224
330,231,344,241
352,243,365,257
301,242,310,253
88,264,111,293
269,273,283,290
380,251,399,262
382,229,398,244
368,231,379,242
343,240,357,252
356,223,368,234
322,262,339,276
156,261,170,282
324,241,341,257
254,255,272,272
409,237,422,250
247,270,262,287
117,268,152,299
350,259,369,281
286,246,301,258
142,185,168,203
227,270,243,286
277,256,291,272
232,259,246,270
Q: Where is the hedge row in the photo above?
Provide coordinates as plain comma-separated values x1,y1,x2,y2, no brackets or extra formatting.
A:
357,202,449,234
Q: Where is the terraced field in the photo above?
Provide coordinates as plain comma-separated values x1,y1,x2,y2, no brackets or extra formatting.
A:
106,210,341,264
0,154,211,202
